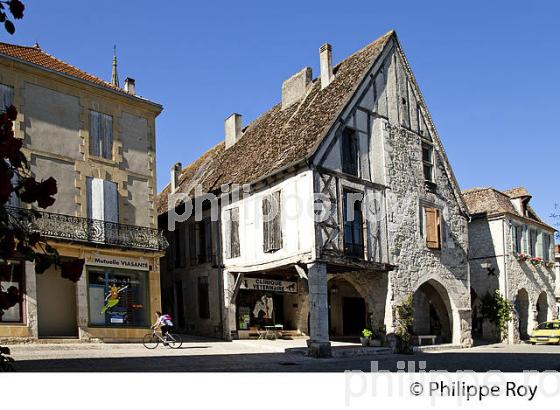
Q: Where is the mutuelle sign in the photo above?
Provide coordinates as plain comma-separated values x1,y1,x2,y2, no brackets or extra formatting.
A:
240,278,298,293
85,254,150,271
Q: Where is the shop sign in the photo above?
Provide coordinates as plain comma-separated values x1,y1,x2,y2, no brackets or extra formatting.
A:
240,278,297,293
86,254,150,271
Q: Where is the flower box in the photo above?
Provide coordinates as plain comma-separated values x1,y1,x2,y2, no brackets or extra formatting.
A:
515,253,529,262
530,257,543,265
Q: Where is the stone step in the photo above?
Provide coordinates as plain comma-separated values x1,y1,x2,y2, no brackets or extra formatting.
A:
413,343,462,353
286,346,391,358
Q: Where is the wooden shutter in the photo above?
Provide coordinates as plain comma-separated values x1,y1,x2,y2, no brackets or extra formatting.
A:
224,210,232,259
271,190,283,251
87,177,105,220
103,180,119,223
204,219,212,263
0,84,14,112
262,195,271,252
102,114,113,159
230,207,240,258
89,111,101,157
188,224,197,265
425,207,441,249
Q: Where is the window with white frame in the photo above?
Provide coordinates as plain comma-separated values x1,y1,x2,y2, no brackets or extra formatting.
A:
421,142,434,183
89,111,113,159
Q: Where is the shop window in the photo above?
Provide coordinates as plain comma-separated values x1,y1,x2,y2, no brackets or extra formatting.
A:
87,269,148,327
343,190,364,258
341,127,359,176
262,191,282,253
0,261,24,324
89,110,113,159
198,276,210,319
225,207,240,259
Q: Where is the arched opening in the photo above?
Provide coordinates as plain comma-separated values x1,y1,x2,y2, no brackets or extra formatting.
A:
412,280,453,344
327,277,367,339
537,292,549,324
471,288,483,340
515,289,529,340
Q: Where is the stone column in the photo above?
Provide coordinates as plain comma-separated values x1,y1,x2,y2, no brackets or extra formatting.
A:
307,262,331,357
458,308,473,347
222,270,236,341
24,261,38,339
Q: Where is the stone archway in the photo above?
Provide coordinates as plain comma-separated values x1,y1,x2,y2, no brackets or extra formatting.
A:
327,277,367,338
412,279,455,344
537,292,548,324
515,289,530,340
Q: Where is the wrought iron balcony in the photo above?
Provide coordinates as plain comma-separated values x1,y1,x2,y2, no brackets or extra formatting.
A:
7,207,168,251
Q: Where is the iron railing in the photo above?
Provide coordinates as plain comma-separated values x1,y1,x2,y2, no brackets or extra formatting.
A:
7,207,168,251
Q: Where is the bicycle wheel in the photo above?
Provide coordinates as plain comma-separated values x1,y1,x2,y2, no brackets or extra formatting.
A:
142,333,159,349
167,333,183,349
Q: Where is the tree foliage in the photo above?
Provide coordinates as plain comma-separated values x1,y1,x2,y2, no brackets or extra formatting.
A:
481,290,513,342
0,1,24,35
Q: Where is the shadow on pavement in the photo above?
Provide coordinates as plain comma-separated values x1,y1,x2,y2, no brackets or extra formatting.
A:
12,351,560,373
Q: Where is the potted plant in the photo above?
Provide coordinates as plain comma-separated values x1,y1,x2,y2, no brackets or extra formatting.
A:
360,328,373,346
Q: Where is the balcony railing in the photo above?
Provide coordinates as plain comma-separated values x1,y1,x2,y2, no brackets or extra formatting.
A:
7,207,168,251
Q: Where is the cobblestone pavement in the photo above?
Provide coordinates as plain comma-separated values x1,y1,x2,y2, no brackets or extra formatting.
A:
6,338,560,372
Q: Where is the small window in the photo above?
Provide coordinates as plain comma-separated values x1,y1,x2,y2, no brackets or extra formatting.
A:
0,83,14,113
90,111,113,159
512,224,523,254
194,219,213,264
343,190,364,258
263,191,282,253
225,207,240,259
197,276,210,319
424,207,442,249
422,142,434,182
341,128,359,176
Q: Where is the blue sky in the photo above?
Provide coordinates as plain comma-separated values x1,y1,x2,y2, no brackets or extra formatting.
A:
7,0,559,226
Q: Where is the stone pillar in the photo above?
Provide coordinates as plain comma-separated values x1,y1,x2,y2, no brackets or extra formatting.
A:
306,262,331,357
222,270,236,341
24,261,38,339
458,308,473,347
75,262,91,340
529,304,539,335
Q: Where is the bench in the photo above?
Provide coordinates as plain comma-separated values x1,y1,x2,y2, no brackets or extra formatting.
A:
415,335,437,346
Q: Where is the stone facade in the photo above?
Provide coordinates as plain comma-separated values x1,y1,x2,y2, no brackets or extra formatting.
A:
465,188,556,344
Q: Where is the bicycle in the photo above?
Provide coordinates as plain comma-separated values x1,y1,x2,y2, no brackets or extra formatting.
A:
0,346,16,372
142,329,182,349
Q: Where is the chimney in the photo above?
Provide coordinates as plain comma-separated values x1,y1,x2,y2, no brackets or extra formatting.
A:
170,162,182,192
319,43,334,89
281,67,312,109
124,77,136,95
225,113,242,149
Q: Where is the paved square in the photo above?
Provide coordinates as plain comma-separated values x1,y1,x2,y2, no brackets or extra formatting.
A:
5,338,560,372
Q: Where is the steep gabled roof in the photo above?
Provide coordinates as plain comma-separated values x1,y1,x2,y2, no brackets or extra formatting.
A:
157,31,394,214
462,187,555,231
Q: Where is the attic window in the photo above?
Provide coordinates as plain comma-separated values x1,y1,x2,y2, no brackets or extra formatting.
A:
341,128,359,176
422,142,434,183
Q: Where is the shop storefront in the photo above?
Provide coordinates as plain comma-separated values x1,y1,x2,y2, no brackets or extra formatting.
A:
235,276,303,333
85,254,150,329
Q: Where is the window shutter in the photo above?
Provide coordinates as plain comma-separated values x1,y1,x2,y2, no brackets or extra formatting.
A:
230,207,240,258
224,210,232,259
425,207,441,249
188,224,197,265
262,195,271,252
102,114,113,159
103,180,118,223
272,190,283,251
87,177,105,220
89,111,100,157
204,219,212,263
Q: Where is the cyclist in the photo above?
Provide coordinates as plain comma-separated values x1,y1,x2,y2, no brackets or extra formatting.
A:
152,311,174,341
